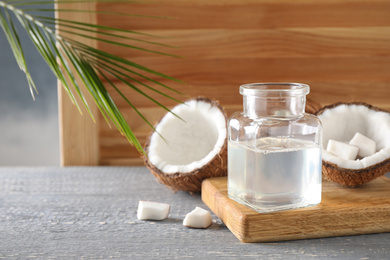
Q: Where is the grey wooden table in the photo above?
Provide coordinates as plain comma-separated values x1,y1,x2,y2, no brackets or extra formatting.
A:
0,167,389,259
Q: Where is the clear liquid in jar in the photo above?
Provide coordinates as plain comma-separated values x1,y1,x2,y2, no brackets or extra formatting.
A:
228,137,322,213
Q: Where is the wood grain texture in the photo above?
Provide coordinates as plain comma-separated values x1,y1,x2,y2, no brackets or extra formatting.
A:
97,1,390,29
202,176,390,243
1,167,390,258
103,81,390,110
58,0,390,165
57,2,100,166
98,28,390,59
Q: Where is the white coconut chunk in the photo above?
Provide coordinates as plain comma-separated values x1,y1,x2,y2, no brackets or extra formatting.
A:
148,99,227,174
326,139,359,160
349,132,376,158
359,149,389,168
137,201,170,221
183,207,212,228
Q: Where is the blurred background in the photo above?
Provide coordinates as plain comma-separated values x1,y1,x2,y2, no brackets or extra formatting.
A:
0,3,59,166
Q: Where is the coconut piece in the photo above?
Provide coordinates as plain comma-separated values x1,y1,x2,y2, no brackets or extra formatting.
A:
327,139,359,160
183,207,212,228
316,102,390,187
349,132,376,158
137,201,170,220
144,97,228,192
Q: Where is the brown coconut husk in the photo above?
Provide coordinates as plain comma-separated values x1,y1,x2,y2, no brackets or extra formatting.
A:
316,102,390,187
322,159,390,187
143,98,228,193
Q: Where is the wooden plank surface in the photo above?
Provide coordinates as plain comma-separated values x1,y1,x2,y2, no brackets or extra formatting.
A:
202,176,390,243
103,81,390,110
98,28,390,59
1,166,390,258
57,2,100,166
97,1,390,29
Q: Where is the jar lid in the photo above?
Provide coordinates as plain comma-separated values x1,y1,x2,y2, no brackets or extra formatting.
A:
240,83,310,97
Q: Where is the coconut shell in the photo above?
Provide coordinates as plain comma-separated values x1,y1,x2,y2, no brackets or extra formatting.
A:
315,101,389,116
316,102,390,187
322,158,390,187
143,98,228,193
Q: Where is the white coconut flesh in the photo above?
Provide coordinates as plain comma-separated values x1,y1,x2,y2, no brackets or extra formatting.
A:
147,99,227,174
318,104,390,169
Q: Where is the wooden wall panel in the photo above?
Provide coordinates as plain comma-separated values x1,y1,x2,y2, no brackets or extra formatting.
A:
58,0,390,166
98,28,390,59
97,1,390,29
57,2,100,166
105,81,390,110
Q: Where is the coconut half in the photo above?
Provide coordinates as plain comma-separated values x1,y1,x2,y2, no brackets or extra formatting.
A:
144,98,228,192
316,102,390,187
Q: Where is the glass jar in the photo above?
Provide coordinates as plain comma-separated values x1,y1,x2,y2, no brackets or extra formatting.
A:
228,83,322,213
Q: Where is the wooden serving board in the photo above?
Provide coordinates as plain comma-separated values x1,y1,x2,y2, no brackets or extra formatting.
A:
201,176,390,243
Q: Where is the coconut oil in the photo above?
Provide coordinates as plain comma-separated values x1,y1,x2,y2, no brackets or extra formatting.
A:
228,83,322,213
228,138,321,213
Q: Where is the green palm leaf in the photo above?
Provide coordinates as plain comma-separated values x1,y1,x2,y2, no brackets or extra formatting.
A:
0,0,183,154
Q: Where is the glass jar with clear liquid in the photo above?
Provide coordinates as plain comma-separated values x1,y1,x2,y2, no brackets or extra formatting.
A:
228,83,322,213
